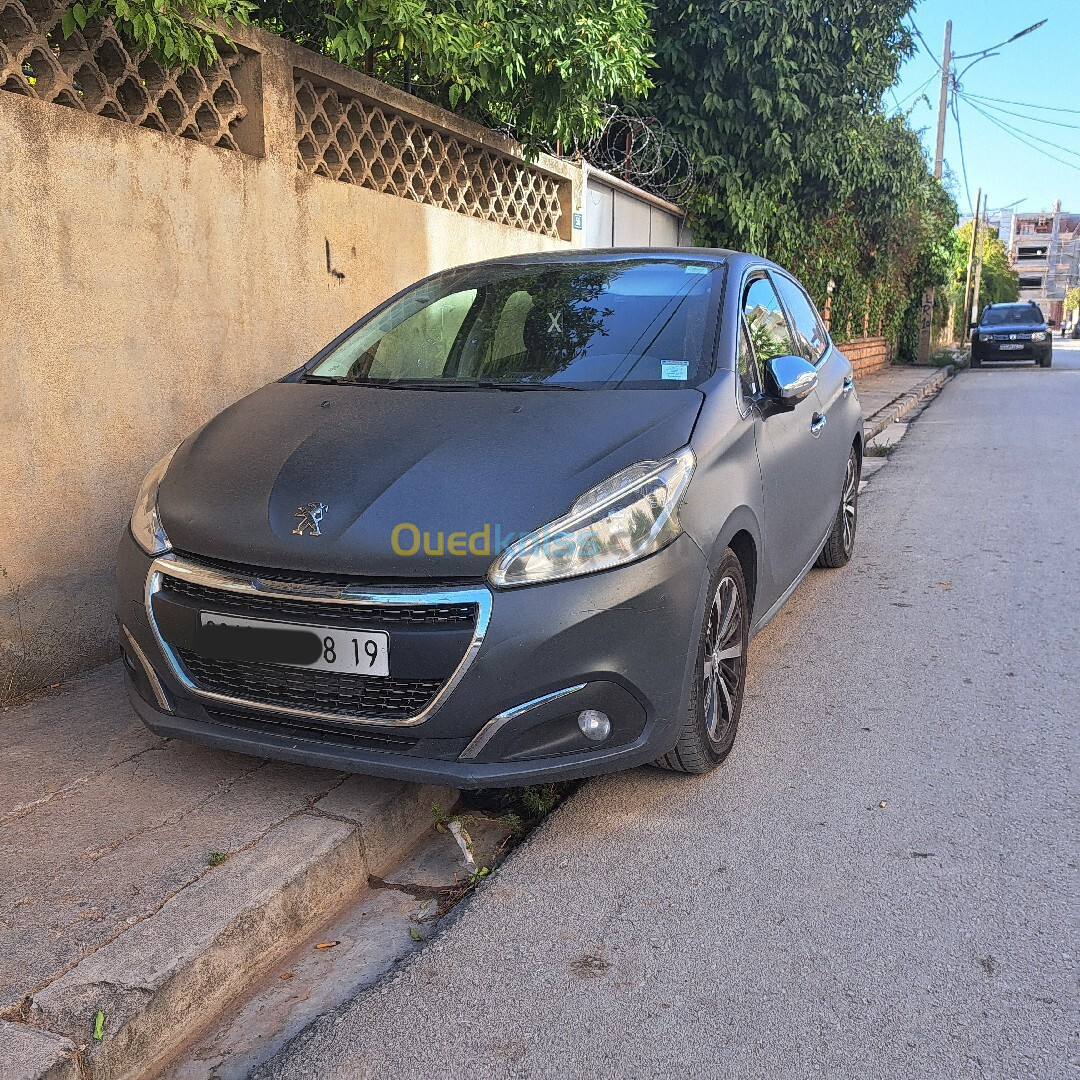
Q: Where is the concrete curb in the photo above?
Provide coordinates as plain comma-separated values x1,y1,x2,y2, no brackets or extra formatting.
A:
864,366,954,442
3,778,453,1080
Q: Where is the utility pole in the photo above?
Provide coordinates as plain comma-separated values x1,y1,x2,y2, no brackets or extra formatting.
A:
918,20,953,362
933,20,953,181
962,188,982,343
971,194,987,329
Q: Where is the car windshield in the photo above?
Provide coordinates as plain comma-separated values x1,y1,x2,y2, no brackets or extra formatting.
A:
305,259,723,388
982,306,1043,326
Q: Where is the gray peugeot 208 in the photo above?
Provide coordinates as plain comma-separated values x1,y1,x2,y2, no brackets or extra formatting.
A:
117,249,863,787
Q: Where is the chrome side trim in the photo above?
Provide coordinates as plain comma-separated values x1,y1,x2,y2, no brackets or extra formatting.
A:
121,624,173,713
750,530,830,638
144,555,493,729
459,684,588,761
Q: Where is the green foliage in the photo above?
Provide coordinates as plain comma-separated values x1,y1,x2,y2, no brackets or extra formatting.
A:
647,0,956,357
58,0,649,150
259,0,652,151
59,0,253,67
1065,286,1080,317
941,221,1018,337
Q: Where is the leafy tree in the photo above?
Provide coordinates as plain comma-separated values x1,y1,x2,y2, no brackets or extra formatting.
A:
60,0,253,67
941,221,1018,337
644,1,956,355
63,0,652,152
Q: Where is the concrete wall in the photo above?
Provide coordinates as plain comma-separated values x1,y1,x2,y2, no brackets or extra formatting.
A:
583,166,687,248
0,25,593,692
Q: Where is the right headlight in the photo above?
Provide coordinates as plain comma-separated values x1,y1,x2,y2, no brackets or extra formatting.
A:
130,446,178,556
488,446,696,588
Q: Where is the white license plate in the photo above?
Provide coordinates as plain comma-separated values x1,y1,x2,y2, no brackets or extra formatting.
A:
998,343,1024,351
198,612,389,676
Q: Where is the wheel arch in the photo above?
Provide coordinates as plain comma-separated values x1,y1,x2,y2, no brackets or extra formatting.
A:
698,505,762,624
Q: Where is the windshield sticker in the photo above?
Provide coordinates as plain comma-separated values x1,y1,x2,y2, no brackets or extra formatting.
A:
684,265,710,275
662,361,689,381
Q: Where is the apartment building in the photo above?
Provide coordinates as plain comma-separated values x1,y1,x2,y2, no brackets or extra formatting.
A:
1005,201,1080,323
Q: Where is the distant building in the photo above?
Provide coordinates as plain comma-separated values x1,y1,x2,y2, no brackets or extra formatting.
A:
1005,202,1079,323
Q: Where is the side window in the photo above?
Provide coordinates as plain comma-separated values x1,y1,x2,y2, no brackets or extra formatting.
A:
774,274,829,363
742,276,796,367
737,317,760,401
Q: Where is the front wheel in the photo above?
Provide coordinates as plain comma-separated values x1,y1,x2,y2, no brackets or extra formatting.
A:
816,447,859,569
1040,352,1052,368
654,551,749,774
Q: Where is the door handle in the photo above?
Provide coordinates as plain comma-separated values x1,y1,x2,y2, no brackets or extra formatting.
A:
810,412,827,437
842,377,854,398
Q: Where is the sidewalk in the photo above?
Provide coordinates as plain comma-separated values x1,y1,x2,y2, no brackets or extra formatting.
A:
0,665,455,1079
855,362,954,439
0,361,955,1080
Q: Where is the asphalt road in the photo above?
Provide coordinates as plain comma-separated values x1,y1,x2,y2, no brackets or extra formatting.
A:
262,343,1079,1080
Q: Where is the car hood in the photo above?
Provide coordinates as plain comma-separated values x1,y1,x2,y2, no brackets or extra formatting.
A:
978,323,1046,334
158,382,705,579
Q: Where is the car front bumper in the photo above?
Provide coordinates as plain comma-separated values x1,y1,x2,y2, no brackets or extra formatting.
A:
116,529,710,787
973,339,1051,362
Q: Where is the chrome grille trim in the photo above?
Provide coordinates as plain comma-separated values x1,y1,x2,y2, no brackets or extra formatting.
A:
144,554,493,729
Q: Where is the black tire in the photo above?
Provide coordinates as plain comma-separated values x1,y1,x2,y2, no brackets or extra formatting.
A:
970,352,982,368
1040,352,1052,368
816,447,859,569
654,551,749,774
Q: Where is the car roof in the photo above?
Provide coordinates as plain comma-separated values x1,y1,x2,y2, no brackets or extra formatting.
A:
422,247,796,284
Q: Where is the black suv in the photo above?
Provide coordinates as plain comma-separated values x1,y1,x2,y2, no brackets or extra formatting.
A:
971,302,1052,368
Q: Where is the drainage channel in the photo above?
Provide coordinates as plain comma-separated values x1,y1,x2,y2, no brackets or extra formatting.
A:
161,785,573,1080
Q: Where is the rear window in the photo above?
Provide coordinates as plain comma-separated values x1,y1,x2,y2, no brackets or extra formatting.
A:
306,259,723,389
982,306,1044,327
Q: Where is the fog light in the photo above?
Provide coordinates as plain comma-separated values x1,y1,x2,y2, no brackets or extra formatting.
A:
577,710,611,742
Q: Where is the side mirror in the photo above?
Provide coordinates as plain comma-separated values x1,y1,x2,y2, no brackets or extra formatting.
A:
969,321,979,330
1048,320,1057,328
767,354,818,405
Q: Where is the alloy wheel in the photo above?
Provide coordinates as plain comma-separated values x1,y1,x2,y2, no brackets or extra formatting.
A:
841,454,858,555
702,575,744,746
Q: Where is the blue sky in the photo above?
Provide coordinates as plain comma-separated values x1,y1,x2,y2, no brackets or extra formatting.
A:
892,0,1080,217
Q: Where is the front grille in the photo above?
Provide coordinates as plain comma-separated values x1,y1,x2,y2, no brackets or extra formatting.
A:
178,649,442,719
174,552,484,591
163,576,476,628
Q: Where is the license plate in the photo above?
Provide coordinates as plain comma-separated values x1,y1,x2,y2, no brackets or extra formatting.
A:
998,343,1024,351
198,612,389,676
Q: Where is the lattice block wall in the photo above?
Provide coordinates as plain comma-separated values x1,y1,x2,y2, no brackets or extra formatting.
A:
0,0,249,150
294,74,565,240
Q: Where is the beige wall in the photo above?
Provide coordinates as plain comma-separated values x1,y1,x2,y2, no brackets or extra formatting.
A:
0,27,583,690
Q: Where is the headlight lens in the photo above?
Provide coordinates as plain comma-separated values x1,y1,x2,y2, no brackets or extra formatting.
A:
1031,331,1047,341
488,447,696,588
130,446,178,555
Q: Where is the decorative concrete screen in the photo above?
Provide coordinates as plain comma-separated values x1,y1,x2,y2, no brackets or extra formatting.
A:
294,72,566,240
0,0,249,150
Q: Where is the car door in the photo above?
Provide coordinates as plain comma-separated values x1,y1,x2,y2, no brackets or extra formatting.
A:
773,271,855,522
741,273,830,609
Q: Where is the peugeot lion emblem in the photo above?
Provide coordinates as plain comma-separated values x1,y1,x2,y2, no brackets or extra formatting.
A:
293,502,328,536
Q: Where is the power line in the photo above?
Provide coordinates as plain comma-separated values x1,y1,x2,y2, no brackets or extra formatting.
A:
962,92,1080,117
960,97,1080,175
908,22,947,74
967,98,1080,132
950,94,974,215
893,72,937,110
958,93,1080,161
